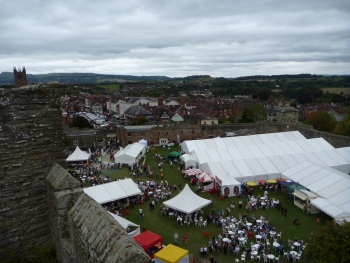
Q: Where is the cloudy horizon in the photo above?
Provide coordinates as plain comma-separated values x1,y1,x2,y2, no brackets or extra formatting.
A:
1,0,349,77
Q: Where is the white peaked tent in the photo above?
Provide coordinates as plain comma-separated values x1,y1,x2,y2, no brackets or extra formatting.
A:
108,212,140,237
66,146,91,162
138,139,148,147
180,154,197,169
163,184,211,214
114,143,146,165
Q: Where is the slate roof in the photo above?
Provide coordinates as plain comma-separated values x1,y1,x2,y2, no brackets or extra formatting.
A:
124,105,153,116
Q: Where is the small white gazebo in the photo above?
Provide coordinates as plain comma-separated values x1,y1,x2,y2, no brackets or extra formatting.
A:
66,146,91,163
163,184,211,214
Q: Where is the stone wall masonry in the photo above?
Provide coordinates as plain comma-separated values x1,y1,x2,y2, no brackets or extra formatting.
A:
46,163,151,263
46,163,83,263
117,121,350,149
68,193,151,263
295,123,350,148
0,86,66,258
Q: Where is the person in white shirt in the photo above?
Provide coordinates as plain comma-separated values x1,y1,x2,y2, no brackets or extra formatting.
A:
139,208,143,218
174,232,178,244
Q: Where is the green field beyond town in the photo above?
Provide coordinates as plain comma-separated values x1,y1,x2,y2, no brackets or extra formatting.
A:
82,146,329,263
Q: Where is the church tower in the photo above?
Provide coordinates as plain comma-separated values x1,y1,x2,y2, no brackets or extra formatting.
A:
13,66,28,88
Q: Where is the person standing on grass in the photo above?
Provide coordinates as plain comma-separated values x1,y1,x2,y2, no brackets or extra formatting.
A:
139,208,143,218
174,232,178,244
183,233,188,245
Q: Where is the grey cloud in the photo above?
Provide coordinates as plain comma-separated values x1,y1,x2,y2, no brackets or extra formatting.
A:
0,0,349,77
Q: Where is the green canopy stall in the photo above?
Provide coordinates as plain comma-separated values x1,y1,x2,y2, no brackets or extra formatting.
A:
167,151,181,161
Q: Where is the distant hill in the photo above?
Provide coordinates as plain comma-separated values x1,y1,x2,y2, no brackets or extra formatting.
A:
1,72,348,86
0,72,171,85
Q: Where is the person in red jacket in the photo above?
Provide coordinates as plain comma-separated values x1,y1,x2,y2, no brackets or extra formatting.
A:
183,233,188,245
248,230,253,238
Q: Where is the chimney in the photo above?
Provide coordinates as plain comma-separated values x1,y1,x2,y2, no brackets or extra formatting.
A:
158,96,164,107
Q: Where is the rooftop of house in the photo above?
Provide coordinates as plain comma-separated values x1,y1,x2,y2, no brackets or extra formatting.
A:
124,105,153,116
274,106,299,113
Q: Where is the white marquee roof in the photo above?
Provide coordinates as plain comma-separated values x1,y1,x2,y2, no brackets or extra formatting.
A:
190,138,334,166
311,198,350,221
181,131,307,153
181,132,350,223
66,146,91,162
282,162,350,219
198,147,350,184
114,143,146,165
84,179,142,204
162,184,211,214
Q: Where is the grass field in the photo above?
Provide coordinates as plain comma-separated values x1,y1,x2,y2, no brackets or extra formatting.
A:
97,83,121,91
321,87,350,94
88,146,329,263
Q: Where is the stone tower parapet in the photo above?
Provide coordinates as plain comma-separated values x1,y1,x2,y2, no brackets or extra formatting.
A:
13,67,28,88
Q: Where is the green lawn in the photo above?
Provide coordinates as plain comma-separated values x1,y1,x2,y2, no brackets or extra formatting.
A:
97,83,121,91
89,146,329,263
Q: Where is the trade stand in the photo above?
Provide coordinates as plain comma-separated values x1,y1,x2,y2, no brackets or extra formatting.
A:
154,244,189,263
133,230,163,259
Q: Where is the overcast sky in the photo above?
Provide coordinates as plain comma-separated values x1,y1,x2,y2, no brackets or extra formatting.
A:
1,0,349,77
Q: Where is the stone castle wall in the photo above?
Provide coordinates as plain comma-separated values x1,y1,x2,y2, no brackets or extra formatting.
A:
117,121,350,149
0,86,150,263
0,86,65,255
46,164,150,263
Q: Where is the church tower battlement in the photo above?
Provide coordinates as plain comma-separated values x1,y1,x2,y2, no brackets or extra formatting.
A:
13,66,28,88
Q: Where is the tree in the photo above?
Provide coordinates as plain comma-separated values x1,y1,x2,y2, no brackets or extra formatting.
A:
304,221,350,263
297,91,313,104
239,103,267,123
137,116,148,125
70,116,93,129
304,111,337,133
335,107,350,136
257,89,271,101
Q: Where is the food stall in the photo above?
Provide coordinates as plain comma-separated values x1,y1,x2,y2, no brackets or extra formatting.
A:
133,230,163,259
293,189,319,214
